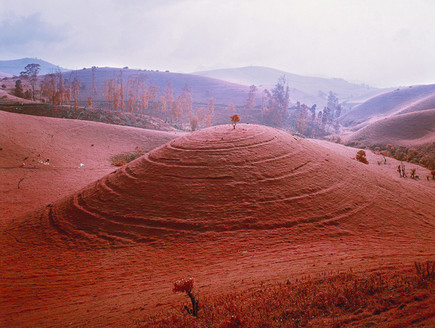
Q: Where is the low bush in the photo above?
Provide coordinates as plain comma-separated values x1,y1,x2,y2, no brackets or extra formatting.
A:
355,150,369,164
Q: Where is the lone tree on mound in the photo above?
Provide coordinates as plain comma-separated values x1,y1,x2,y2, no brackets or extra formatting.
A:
356,150,369,164
173,277,199,317
230,114,240,129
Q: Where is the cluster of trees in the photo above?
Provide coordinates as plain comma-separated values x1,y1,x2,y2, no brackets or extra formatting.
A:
20,63,40,100
12,63,82,108
40,72,80,107
261,76,290,126
11,65,351,137
14,63,41,100
374,144,435,170
103,72,215,130
248,76,343,136
289,91,342,137
12,64,216,130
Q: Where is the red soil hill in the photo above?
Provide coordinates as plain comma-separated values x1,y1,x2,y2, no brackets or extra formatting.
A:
9,124,434,247
1,124,434,327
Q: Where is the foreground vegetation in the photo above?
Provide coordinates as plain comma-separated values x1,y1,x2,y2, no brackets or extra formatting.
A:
137,261,434,327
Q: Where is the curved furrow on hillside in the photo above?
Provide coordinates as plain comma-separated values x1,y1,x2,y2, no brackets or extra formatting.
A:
6,124,434,246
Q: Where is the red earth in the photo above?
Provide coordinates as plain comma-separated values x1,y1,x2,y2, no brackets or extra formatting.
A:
1,114,434,327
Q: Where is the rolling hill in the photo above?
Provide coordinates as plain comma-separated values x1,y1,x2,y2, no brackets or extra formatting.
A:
0,58,68,76
340,84,435,127
340,84,435,157
343,109,435,152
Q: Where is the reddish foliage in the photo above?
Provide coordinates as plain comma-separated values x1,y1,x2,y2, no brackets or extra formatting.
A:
230,114,240,129
173,277,194,294
356,149,369,164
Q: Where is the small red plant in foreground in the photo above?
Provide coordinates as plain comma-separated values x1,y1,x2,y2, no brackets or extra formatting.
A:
173,277,199,317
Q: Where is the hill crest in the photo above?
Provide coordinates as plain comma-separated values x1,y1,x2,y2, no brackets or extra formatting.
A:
0,57,68,76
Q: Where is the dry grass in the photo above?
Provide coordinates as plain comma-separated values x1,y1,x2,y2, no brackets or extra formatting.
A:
137,261,434,327
415,261,435,282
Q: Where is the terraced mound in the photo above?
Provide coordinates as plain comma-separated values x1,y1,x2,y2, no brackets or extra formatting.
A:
11,124,434,246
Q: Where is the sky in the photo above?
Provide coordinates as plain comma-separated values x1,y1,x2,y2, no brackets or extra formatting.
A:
0,0,434,87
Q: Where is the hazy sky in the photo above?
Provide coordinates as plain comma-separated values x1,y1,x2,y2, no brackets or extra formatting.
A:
0,0,434,87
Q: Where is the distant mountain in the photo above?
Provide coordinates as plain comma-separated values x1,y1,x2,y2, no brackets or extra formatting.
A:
193,66,383,105
0,58,68,76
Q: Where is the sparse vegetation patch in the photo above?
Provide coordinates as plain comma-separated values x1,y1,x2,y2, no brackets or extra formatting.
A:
138,261,435,327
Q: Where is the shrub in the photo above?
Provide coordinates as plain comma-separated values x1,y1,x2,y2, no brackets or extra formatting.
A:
355,150,368,164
